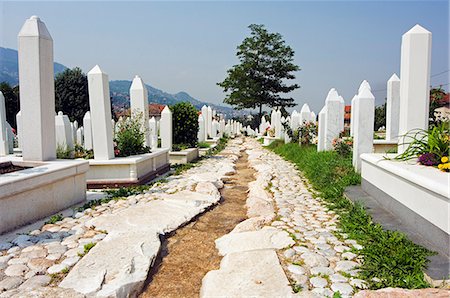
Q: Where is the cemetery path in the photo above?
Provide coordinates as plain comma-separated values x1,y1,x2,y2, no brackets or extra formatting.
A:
140,151,255,298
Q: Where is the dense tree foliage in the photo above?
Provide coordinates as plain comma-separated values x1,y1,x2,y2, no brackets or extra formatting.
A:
55,67,89,124
218,24,300,124
374,102,386,131
0,82,20,129
172,102,199,148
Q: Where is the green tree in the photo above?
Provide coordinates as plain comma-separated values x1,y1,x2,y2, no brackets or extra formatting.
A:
55,67,89,124
374,102,386,131
0,82,20,129
172,102,199,148
218,24,300,124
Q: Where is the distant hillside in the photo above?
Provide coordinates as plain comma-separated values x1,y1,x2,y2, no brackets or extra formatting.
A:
0,47,67,85
109,80,237,116
0,47,244,117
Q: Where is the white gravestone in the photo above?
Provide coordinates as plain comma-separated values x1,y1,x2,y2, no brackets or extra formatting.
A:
300,104,312,124
352,86,375,172
349,95,358,137
160,106,172,150
324,88,341,150
72,120,78,146
0,92,8,155
55,111,74,150
386,73,401,141
317,106,327,152
198,114,205,143
149,117,158,150
130,75,150,147
76,127,84,146
338,96,345,132
87,65,114,160
398,24,432,153
16,111,23,149
6,123,13,154
207,106,212,138
18,16,56,161
83,111,93,150
201,105,208,140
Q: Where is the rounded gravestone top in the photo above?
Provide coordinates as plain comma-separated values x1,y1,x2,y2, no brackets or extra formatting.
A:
58,111,63,116
30,16,40,20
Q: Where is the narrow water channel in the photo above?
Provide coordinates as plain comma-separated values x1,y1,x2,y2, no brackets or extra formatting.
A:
140,151,255,298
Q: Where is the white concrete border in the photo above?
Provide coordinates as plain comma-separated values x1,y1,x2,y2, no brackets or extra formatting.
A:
361,153,449,235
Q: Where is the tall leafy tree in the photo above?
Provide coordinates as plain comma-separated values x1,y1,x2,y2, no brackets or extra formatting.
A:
55,67,89,124
0,82,20,129
218,24,300,123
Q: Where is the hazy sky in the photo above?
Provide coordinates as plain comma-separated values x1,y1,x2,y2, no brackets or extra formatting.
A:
1,0,448,113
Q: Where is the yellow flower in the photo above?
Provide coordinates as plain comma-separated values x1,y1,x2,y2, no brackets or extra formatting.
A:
444,163,450,169
438,164,444,170
441,156,449,163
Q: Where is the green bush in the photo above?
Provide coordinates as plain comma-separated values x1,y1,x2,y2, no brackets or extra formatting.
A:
56,144,73,159
267,141,434,289
172,102,199,148
115,113,150,157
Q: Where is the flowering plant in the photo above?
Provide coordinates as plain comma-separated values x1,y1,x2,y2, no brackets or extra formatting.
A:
333,136,353,157
417,153,439,166
438,156,450,172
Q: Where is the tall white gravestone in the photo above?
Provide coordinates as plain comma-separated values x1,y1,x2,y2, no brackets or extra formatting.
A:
198,115,205,143
317,106,327,152
352,86,375,172
87,65,114,160
0,92,8,156
130,75,150,147
160,106,172,150
16,111,23,149
83,111,93,150
55,111,74,150
149,117,158,150
398,24,432,154
300,104,312,124
349,95,358,137
76,127,84,146
386,74,401,141
201,105,208,140
324,88,341,150
18,16,56,161
207,106,212,138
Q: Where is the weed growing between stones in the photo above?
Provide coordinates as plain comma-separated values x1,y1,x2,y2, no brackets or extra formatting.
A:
49,267,70,285
45,214,64,224
78,242,96,257
267,141,435,290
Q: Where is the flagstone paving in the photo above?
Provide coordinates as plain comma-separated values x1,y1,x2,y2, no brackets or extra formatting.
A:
201,138,366,298
0,139,242,297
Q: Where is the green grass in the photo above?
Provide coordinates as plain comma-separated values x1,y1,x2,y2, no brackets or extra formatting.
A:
267,141,434,290
198,142,211,148
172,163,197,175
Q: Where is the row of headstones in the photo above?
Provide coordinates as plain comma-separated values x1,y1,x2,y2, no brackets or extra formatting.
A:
197,113,242,143
316,24,431,173
257,104,317,140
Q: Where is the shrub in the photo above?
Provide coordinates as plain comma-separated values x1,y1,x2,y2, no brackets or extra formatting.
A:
56,144,73,159
115,113,150,157
172,102,199,148
333,137,353,157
